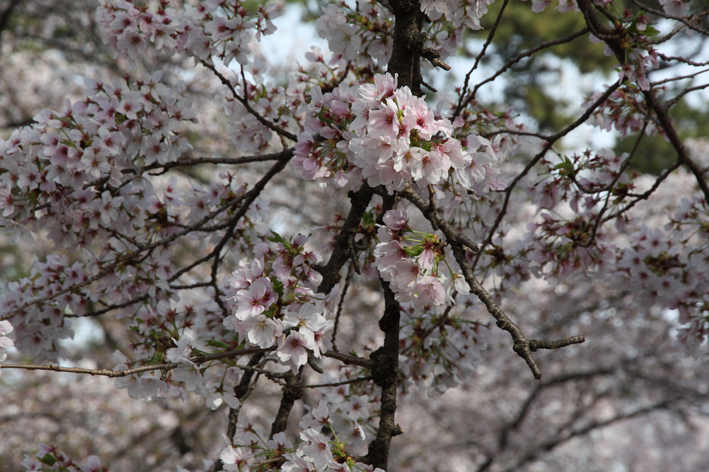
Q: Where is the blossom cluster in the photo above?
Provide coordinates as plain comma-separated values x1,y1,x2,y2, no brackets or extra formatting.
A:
218,413,384,472
295,73,501,195
113,340,246,409
586,84,660,139
316,0,393,68
215,369,389,470
316,0,483,72
0,320,14,369
21,444,104,472
97,0,279,67
399,308,489,395
0,170,268,364
421,0,496,31
517,151,709,345
0,70,195,250
98,0,305,155
374,210,470,309
223,233,339,371
520,150,624,278
0,255,86,362
613,224,709,349
298,386,375,449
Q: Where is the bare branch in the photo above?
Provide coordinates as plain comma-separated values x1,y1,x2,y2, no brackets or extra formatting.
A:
143,149,291,175
0,347,272,378
456,0,509,113
399,185,584,379
472,80,622,272
296,375,373,389
199,60,298,142
455,27,590,118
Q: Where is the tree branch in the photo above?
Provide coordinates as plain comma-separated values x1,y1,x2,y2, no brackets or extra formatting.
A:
362,280,403,470
455,27,590,118
269,369,303,439
576,0,709,203
316,184,376,295
399,185,584,379
199,60,298,142
0,347,273,378
388,0,424,92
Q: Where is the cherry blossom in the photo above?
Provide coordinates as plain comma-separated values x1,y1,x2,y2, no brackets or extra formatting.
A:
2,0,709,470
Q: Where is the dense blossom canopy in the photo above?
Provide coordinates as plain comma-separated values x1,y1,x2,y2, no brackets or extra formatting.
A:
1,0,708,471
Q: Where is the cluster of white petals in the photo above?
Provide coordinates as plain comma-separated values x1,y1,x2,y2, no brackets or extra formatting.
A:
0,320,14,368
420,0,497,31
295,73,501,194
223,234,338,372
374,210,470,309
97,0,278,66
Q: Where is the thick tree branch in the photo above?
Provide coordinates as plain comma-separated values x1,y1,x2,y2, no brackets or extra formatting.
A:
362,280,403,470
388,0,424,92
316,184,376,294
269,370,303,439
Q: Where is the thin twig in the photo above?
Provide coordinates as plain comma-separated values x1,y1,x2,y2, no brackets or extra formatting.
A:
454,28,590,119
331,267,352,352
0,347,273,378
296,375,372,389
199,59,297,142
471,80,622,272
457,0,509,113
399,185,584,380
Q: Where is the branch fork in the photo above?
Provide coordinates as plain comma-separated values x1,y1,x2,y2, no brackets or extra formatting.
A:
398,185,585,379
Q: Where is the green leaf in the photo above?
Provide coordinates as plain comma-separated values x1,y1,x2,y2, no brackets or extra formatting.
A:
362,209,375,226
272,277,285,297
405,245,423,257
38,454,58,466
267,231,290,248
206,340,229,349
553,156,571,170
642,26,660,37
